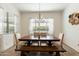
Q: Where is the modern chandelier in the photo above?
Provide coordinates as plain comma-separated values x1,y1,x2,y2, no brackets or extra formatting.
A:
38,3,41,23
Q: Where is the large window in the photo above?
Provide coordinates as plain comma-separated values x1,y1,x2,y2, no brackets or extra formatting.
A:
9,15,17,33
3,13,18,33
29,18,54,35
0,8,18,33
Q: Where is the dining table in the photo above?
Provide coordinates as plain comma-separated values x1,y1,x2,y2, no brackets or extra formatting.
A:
18,35,60,46
15,35,66,56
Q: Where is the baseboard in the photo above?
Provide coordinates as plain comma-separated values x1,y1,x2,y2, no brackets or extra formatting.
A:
63,43,79,53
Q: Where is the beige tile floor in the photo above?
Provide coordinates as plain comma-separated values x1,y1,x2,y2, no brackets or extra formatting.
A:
0,44,79,56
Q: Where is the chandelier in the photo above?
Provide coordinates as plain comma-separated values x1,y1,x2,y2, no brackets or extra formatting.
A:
38,3,41,22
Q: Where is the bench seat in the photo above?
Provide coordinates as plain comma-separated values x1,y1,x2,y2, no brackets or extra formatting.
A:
15,45,66,56
15,45,66,52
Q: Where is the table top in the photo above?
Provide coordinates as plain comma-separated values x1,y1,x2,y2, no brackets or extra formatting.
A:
18,35,60,41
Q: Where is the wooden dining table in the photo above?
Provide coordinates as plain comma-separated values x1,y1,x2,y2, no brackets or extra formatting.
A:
18,35,60,46
15,35,66,56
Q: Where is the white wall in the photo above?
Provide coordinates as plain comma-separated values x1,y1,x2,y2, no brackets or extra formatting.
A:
20,11,62,37
0,3,20,52
63,4,79,52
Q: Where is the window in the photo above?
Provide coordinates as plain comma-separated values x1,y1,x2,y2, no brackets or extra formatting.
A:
8,15,18,33
0,8,19,34
2,12,18,33
29,18,54,35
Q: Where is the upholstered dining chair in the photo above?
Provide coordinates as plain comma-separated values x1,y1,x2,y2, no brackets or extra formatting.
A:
53,33,64,48
31,32,47,46
30,32,39,46
24,32,48,46
39,33,48,46
13,33,24,49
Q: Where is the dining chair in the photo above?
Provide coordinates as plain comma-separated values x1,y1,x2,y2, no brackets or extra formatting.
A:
31,32,48,46
31,41,39,46
13,32,24,49
53,33,64,48
30,41,39,46
39,33,48,46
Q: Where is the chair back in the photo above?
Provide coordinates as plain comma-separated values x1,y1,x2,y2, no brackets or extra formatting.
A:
58,33,64,47
13,33,21,49
13,33,17,49
34,32,47,37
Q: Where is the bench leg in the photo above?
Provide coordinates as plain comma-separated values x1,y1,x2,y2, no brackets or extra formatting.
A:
55,52,60,56
21,51,26,56
49,52,53,54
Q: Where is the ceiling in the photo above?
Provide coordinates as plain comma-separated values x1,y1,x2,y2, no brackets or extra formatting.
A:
13,3,69,12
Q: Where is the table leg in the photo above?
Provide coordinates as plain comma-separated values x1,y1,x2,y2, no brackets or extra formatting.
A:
48,41,52,54
56,52,60,56
27,41,32,46
48,41,52,46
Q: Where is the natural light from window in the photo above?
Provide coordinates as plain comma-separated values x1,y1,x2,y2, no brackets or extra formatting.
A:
29,18,54,35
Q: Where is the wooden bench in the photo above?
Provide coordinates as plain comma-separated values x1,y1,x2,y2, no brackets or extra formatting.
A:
15,45,66,56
